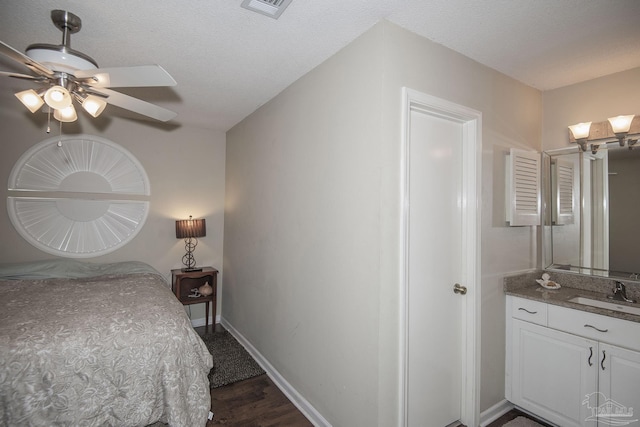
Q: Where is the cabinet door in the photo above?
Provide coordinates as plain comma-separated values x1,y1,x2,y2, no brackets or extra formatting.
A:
596,343,640,426
512,319,598,427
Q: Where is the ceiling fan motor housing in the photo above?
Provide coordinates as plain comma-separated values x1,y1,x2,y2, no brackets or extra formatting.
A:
25,10,98,73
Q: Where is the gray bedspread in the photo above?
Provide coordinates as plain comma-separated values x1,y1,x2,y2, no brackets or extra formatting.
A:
0,261,213,426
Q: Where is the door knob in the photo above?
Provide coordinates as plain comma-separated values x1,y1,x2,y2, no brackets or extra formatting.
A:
453,283,467,295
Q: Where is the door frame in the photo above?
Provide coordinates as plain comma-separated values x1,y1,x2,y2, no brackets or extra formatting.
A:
399,88,482,427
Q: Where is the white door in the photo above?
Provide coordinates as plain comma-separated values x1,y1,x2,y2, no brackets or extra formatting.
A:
407,109,464,426
403,88,479,426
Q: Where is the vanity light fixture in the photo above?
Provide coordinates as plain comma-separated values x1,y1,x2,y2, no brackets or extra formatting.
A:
568,122,591,151
568,114,639,151
608,115,635,146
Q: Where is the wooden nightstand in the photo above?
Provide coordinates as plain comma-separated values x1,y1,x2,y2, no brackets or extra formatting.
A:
171,267,218,330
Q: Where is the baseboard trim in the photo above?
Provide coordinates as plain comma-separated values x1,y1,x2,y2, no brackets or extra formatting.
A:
220,318,331,427
480,399,514,426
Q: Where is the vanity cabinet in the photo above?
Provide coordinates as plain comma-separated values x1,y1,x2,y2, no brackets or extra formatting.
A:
506,296,640,427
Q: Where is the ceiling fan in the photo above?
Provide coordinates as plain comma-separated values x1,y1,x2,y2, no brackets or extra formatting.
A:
0,10,177,123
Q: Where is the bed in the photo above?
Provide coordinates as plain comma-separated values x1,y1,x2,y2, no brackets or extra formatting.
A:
0,259,214,426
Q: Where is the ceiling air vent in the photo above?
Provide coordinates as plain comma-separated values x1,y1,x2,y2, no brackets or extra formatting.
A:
241,0,293,19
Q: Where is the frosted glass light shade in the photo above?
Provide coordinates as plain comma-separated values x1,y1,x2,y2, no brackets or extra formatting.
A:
608,115,634,134
44,85,72,109
53,105,78,122
15,89,44,113
568,122,591,140
82,95,107,117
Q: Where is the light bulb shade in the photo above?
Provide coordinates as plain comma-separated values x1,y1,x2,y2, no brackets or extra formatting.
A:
568,122,592,140
175,217,206,239
608,115,634,134
15,89,45,113
82,95,107,117
44,85,72,109
53,105,78,122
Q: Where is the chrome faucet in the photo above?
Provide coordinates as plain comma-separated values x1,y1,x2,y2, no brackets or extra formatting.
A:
608,281,637,303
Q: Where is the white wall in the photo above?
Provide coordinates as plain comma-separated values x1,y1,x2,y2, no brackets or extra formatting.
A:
225,24,386,426
225,20,541,426
0,100,226,321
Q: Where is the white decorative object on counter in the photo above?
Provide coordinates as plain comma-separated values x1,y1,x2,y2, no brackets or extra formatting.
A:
536,272,561,289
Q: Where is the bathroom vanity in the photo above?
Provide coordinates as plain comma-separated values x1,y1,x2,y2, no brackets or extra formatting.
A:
504,273,640,427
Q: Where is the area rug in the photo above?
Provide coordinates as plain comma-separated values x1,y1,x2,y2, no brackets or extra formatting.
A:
201,330,265,388
502,416,545,427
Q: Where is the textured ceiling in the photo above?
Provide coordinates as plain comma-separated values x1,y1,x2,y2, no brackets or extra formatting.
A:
1,0,639,132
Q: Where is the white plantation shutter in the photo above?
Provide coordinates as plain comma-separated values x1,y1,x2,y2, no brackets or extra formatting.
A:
506,148,541,226
553,159,575,225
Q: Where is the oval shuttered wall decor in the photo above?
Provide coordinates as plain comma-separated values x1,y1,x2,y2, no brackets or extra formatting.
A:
7,134,150,258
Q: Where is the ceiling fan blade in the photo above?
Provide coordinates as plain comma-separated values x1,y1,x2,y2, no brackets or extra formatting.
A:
0,41,55,78
74,65,177,88
0,71,48,81
93,88,177,122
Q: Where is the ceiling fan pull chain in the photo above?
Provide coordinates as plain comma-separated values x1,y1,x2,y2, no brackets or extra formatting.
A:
57,120,63,147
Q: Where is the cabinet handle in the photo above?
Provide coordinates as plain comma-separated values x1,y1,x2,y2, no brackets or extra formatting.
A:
518,308,537,314
584,324,608,333
588,346,593,366
601,350,606,371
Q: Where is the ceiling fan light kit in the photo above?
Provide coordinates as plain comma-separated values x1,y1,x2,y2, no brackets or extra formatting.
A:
1,10,177,125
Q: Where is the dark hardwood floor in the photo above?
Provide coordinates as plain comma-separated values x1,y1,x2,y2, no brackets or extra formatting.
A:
196,325,548,427
195,324,312,426
485,408,552,427
207,374,312,427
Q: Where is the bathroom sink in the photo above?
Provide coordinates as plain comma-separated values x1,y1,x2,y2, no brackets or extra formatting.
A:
568,296,640,316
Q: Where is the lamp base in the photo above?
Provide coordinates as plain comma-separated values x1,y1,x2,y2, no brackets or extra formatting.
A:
181,267,203,272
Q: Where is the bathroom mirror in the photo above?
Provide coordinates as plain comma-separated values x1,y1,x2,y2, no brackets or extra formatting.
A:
543,143,640,279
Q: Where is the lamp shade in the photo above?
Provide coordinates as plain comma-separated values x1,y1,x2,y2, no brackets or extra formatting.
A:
53,105,78,122
15,89,44,113
82,95,107,117
44,85,72,109
608,115,634,134
175,217,206,239
568,122,591,140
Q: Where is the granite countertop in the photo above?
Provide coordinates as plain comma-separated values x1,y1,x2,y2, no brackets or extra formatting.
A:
504,271,640,324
